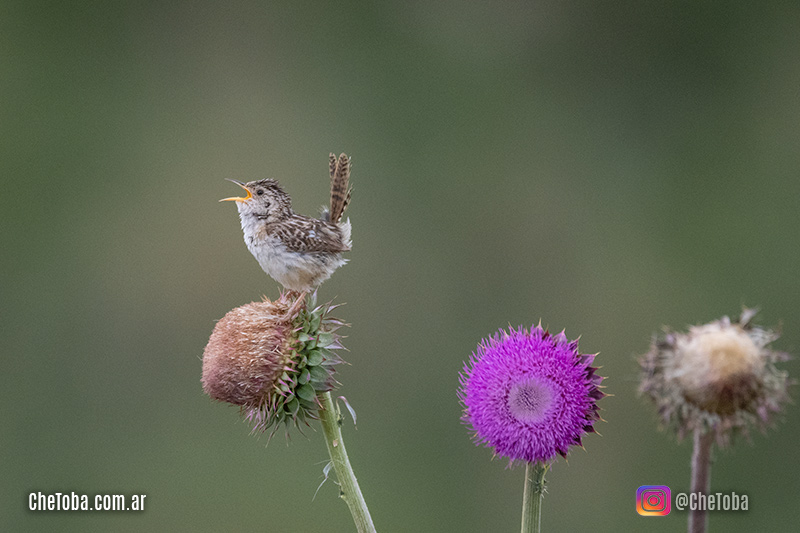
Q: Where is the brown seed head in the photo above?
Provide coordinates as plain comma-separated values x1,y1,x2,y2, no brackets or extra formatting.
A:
640,309,791,444
202,292,346,435
202,295,295,407
674,322,765,415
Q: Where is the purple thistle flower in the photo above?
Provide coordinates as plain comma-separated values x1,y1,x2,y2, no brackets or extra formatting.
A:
459,325,605,465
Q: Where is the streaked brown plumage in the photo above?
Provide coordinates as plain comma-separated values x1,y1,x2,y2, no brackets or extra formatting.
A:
221,153,353,296
328,152,352,224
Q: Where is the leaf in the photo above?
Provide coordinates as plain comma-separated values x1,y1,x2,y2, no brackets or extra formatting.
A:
298,396,317,409
309,313,322,333
311,380,330,391
316,347,334,358
338,396,357,428
285,397,300,416
296,383,316,402
309,365,329,382
307,350,324,366
313,462,333,501
316,333,335,348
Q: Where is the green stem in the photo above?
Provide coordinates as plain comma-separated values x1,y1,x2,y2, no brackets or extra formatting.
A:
688,429,714,533
521,461,549,533
318,391,376,533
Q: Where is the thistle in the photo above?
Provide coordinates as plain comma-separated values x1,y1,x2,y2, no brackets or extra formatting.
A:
202,291,345,436
459,324,605,533
639,308,792,533
459,325,605,465
639,308,791,445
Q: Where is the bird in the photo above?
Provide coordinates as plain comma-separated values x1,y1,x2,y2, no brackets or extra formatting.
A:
221,153,353,312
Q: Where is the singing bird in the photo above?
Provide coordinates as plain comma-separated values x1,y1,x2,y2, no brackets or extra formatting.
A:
221,153,352,307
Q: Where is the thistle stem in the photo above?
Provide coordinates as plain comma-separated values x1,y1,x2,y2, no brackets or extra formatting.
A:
318,391,376,533
688,429,714,533
521,461,549,533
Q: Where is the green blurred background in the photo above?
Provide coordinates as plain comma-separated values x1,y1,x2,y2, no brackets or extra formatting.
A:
3,1,799,531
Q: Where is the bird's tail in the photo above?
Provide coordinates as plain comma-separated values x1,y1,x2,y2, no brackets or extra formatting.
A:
329,153,352,223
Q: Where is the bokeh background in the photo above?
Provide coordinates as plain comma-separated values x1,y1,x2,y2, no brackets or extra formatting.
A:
3,2,799,531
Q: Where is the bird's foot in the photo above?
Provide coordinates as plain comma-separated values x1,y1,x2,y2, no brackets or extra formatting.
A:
285,291,308,317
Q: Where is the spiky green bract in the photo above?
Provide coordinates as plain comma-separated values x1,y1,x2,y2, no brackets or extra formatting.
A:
639,308,792,445
202,291,345,437
248,294,346,435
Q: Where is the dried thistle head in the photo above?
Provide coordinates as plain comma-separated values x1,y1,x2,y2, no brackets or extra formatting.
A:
639,309,792,445
202,292,345,436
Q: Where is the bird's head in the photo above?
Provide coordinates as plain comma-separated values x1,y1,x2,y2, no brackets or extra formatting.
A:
220,179,292,222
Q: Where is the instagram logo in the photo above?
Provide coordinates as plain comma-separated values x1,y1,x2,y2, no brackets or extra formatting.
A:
636,485,671,516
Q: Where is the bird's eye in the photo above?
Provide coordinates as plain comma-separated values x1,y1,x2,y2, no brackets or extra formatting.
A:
256,189,265,196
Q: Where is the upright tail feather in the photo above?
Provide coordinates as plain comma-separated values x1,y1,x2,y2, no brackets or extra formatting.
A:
329,152,352,223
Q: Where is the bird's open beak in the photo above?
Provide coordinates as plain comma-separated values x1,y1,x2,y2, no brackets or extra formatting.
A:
220,179,252,202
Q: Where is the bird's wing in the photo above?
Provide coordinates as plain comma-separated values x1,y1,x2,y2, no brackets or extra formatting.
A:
271,218,350,253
